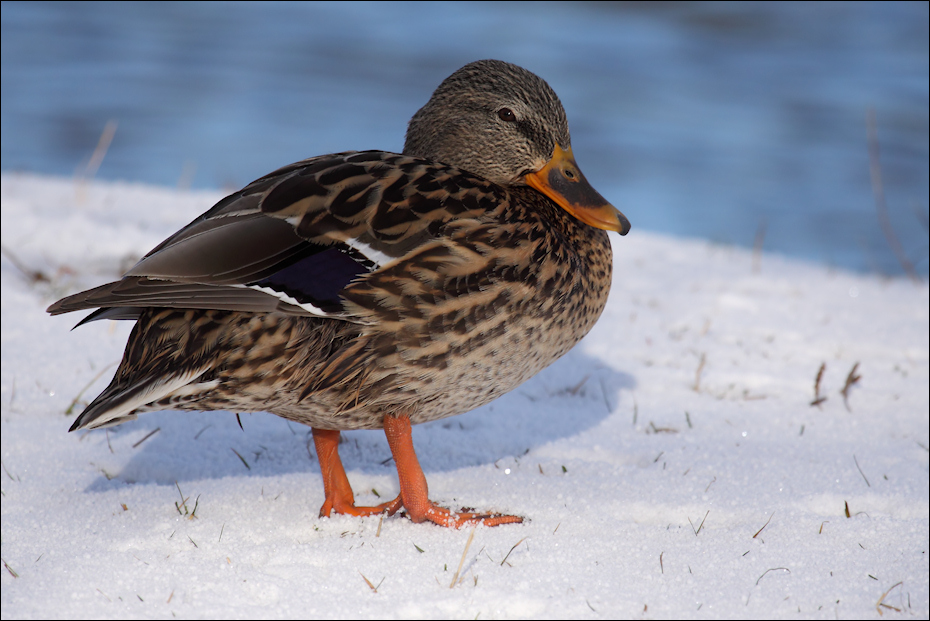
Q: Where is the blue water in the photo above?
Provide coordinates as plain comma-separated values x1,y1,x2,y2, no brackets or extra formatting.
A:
2,2,927,276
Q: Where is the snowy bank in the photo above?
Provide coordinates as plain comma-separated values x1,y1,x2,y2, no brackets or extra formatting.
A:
1,173,928,619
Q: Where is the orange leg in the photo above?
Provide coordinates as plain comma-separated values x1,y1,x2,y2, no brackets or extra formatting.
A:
312,420,522,527
382,414,523,528
311,428,400,517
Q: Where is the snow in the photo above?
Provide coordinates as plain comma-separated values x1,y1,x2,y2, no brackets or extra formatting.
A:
1,172,928,619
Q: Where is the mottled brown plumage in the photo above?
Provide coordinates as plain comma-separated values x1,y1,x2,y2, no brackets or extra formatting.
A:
49,59,629,527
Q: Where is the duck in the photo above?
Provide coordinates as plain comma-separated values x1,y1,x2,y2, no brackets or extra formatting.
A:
48,59,630,528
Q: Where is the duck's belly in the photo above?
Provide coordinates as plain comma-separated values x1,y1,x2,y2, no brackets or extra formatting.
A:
167,230,613,430
175,305,587,430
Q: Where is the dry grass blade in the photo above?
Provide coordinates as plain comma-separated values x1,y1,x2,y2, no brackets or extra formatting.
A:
230,448,251,470
500,537,527,566
841,362,861,412
132,427,161,449
688,510,710,536
755,567,790,586
1,459,19,482
2,558,19,578
811,362,827,407
648,422,678,434
82,119,118,181
866,109,920,283
853,454,871,487
359,572,381,593
696,510,709,535
173,484,201,520
189,495,201,520
753,511,775,538
175,481,190,515
450,528,476,588
693,353,706,392
876,581,904,615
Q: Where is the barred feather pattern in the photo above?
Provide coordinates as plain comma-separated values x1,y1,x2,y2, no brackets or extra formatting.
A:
75,180,612,431
48,152,513,322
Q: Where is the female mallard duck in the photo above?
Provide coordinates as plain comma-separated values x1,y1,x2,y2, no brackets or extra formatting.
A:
48,59,630,527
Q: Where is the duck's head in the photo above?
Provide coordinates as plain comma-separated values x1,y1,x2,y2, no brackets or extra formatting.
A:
404,59,629,235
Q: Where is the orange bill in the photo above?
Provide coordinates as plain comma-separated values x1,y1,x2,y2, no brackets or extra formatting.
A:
525,143,630,235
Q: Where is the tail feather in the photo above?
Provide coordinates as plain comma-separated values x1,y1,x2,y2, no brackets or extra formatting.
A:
70,367,211,431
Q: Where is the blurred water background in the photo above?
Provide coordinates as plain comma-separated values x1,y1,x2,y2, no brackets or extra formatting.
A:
2,1,928,276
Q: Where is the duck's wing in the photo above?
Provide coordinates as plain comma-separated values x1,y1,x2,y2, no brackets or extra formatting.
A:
47,151,506,325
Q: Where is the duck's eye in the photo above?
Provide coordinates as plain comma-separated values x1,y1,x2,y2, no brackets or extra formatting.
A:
498,108,517,122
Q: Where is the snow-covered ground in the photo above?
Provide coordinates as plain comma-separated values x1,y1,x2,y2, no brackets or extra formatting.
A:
2,173,927,619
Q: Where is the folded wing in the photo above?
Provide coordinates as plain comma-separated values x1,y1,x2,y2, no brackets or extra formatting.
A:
47,151,506,325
